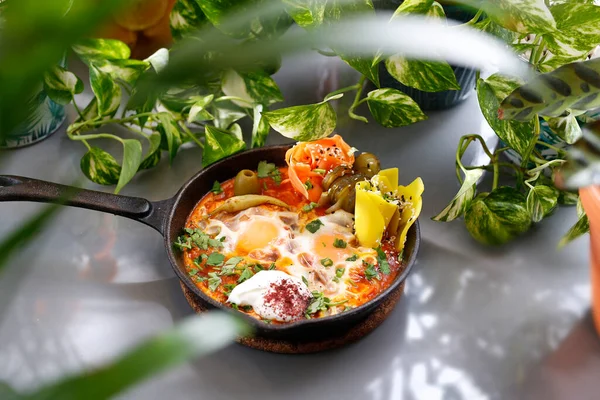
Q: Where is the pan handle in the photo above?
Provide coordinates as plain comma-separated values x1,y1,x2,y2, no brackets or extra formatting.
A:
0,175,173,235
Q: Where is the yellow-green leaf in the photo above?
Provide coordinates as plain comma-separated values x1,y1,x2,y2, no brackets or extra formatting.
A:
72,38,131,61
115,139,143,194
139,133,162,170
43,65,84,105
385,57,460,92
89,64,121,116
477,0,555,34
433,169,483,222
203,125,246,167
545,112,582,144
80,147,120,185
251,104,270,148
465,187,532,246
366,88,427,127
526,185,559,223
262,100,337,141
156,113,183,164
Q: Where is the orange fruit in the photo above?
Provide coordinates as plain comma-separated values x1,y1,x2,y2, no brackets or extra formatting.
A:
114,0,169,31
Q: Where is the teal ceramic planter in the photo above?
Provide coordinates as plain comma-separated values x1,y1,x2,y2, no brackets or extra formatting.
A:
0,87,66,149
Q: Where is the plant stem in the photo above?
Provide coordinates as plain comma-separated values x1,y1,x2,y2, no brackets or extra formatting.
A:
75,112,156,129
527,159,565,175
72,101,84,120
464,9,484,26
326,83,362,99
535,140,565,155
69,132,125,144
81,139,91,150
492,161,499,190
348,76,368,123
214,95,249,104
124,125,152,142
179,122,204,149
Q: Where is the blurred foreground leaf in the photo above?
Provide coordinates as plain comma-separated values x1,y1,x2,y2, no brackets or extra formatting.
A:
26,312,250,400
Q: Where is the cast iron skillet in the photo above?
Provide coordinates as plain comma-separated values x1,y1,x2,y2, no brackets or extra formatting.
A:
0,145,420,341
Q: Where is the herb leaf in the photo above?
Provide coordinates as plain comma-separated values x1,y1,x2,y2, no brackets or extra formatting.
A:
206,253,225,267
363,261,379,281
333,238,347,248
302,202,318,212
211,181,223,194
238,267,254,283
257,160,281,184
305,219,324,234
375,247,391,275
207,272,221,291
346,254,358,262
320,258,333,267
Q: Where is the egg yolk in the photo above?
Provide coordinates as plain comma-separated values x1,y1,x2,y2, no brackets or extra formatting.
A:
236,220,280,253
314,234,351,263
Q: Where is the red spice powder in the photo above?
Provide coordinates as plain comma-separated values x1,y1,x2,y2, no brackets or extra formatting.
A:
263,279,311,321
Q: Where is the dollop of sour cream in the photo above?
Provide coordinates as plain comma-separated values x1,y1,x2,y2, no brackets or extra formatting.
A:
228,270,312,322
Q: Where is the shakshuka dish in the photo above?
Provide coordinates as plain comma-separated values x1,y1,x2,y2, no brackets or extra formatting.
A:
175,135,424,324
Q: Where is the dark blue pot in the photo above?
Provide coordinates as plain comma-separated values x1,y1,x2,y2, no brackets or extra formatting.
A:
373,1,479,110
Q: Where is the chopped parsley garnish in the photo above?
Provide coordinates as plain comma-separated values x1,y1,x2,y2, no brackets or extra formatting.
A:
193,275,206,283
305,291,348,318
346,254,358,262
238,267,254,283
375,247,391,275
223,283,236,296
263,319,272,324
253,263,264,273
188,268,199,277
240,305,253,312
306,219,324,233
363,261,379,281
336,267,345,278
302,202,318,212
211,180,223,194
192,257,204,268
220,256,243,276
333,238,347,248
207,272,221,291
206,253,225,267
231,303,239,310
257,161,281,184
302,275,309,286
268,263,277,270
219,236,226,242
176,228,224,251
304,180,313,190
174,236,192,250
321,258,333,267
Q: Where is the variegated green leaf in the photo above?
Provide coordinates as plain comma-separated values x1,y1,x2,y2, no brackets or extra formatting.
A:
196,0,252,38
89,64,121,116
366,88,427,127
156,113,183,164
474,17,517,44
540,2,600,71
478,74,537,160
500,58,600,121
94,58,149,86
391,0,433,16
477,0,555,34
385,56,459,92
145,48,169,74
213,100,247,130
285,0,374,28
43,65,84,105
139,133,162,170
251,104,270,148
72,38,131,62
80,147,120,185
427,1,445,18
432,169,484,222
526,184,559,223
340,54,380,87
559,198,589,247
187,94,215,124
221,69,283,107
170,0,207,40
558,190,579,205
465,187,532,246
115,139,143,194
203,125,247,167
545,112,582,144
263,98,337,141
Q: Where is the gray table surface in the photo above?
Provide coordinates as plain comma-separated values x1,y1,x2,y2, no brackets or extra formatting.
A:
0,55,598,400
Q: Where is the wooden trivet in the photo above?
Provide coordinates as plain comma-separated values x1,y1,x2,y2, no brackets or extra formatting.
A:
180,282,404,354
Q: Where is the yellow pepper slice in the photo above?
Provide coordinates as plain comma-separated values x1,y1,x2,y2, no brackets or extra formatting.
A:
378,168,398,192
395,178,424,251
354,188,386,248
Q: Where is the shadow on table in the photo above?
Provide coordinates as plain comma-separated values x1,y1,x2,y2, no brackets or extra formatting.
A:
519,311,600,400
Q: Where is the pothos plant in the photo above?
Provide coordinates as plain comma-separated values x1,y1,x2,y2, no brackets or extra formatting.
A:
433,0,600,246
41,0,480,194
